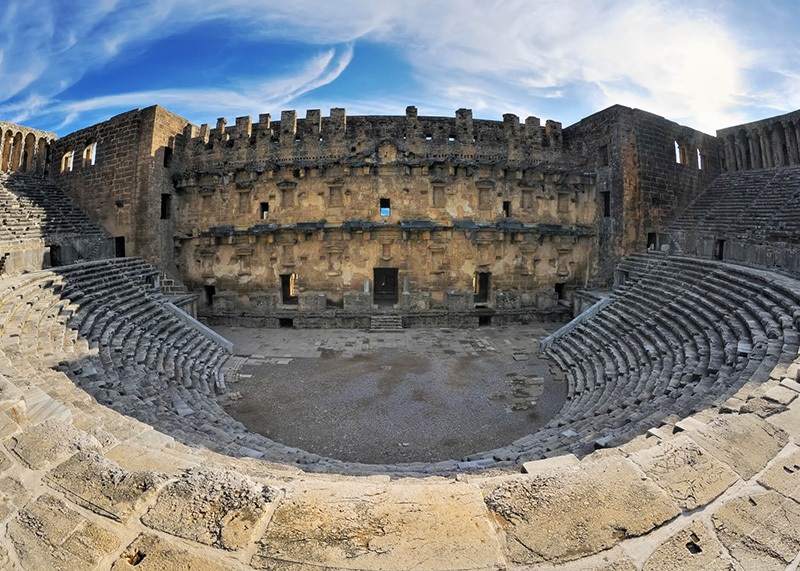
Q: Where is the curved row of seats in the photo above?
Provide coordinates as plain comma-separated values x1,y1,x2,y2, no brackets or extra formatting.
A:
0,171,105,247
670,165,800,241
487,251,800,460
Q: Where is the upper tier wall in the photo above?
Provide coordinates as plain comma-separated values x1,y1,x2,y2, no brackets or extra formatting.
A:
180,107,564,169
0,121,56,175
718,109,800,171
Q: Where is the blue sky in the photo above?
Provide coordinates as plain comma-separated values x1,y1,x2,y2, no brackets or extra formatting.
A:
2,0,799,136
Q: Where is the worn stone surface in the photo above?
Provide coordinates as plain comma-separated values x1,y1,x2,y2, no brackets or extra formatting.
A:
629,434,739,510
757,447,800,502
0,476,31,524
7,493,119,571
643,521,736,571
111,533,247,571
253,481,503,570
142,468,275,550
483,457,679,564
712,491,800,570
46,450,165,522
8,417,99,470
687,413,788,479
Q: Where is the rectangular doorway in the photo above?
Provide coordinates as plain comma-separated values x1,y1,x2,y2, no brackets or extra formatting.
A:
114,236,126,257
713,239,725,261
474,272,490,304
373,268,398,305
281,274,298,305
49,245,62,267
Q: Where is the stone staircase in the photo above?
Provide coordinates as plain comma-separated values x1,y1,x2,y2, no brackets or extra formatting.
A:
159,271,189,295
370,314,404,332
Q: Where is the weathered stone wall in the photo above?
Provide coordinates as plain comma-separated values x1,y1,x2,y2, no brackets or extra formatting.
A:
564,105,721,285
50,106,191,269
719,108,800,171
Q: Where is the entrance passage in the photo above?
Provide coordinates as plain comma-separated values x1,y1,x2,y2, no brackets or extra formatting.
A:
373,268,398,305
714,239,725,261
474,272,490,304
281,274,298,305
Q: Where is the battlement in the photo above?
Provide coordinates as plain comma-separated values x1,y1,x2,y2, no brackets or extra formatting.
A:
180,107,563,168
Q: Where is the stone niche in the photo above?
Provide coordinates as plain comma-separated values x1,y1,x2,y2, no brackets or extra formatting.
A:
446,291,474,312
248,293,278,315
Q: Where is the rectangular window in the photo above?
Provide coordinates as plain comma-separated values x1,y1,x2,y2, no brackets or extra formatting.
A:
697,148,703,170
282,188,294,208
260,202,269,219
163,147,173,168
675,141,681,164
380,197,391,216
601,191,611,217
502,200,511,217
478,187,491,209
160,194,171,219
598,145,609,166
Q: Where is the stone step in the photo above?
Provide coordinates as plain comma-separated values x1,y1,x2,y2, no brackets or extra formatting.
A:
369,315,403,331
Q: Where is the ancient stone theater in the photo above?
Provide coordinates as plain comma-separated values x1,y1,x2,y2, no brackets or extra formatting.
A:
0,102,800,569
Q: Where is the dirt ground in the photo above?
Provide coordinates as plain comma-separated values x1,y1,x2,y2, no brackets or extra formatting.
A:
220,326,566,464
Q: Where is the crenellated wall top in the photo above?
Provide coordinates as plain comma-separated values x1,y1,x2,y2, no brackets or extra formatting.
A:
179,107,564,169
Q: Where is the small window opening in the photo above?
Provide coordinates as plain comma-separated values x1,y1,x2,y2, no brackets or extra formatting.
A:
160,194,172,219
478,315,491,326
163,146,173,168
425,135,433,141
555,282,566,300
114,236,126,257
647,232,657,250
502,201,511,217
598,145,609,166
601,191,611,217
380,197,391,216
279,318,294,328
49,245,62,267
204,285,216,306
714,239,725,261
674,141,681,164
62,151,74,173
281,273,298,305
696,148,702,170
260,202,270,219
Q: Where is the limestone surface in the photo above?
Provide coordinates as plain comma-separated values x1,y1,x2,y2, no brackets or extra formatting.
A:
7,417,99,470
712,490,800,570
141,468,275,550
253,481,503,570
629,434,739,510
642,521,737,571
757,447,800,502
7,493,119,571
45,450,165,522
112,533,247,571
687,413,788,479
483,456,679,564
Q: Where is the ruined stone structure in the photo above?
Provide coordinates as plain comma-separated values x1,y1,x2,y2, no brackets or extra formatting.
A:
0,104,800,569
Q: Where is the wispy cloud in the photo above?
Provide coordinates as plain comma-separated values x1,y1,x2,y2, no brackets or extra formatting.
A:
1,0,798,134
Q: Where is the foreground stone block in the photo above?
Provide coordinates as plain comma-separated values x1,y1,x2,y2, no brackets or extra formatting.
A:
8,494,119,570
46,450,165,522
142,468,275,550
643,521,734,570
687,413,788,479
483,457,679,565
712,491,800,570
0,476,31,524
8,417,99,470
252,481,503,570
757,447,800,502
629,434,739,510
112,533,247,570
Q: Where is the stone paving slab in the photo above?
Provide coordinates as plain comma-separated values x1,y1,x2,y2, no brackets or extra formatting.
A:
686,413,788,479
642,521,737,571
7,493,120,571
45,450,165,523
7,417,99,470
111,533,249,571
629,434,739,511
0,475,31,524
712,490,800,571
252,480,503,570
757,446,800,502
142,468,276,551
483,456,680,565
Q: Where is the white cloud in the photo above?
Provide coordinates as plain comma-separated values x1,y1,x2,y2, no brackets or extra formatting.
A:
1,0,797,133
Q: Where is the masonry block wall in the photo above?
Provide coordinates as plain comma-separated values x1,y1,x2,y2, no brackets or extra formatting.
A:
564,105,721,285
50,106,191,268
